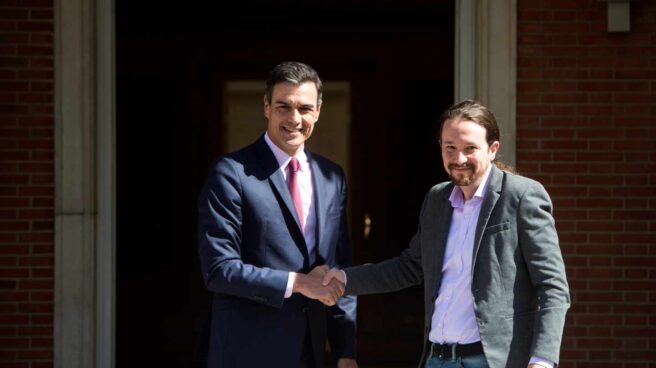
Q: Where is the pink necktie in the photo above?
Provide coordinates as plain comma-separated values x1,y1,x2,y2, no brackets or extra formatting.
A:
288,158,304,230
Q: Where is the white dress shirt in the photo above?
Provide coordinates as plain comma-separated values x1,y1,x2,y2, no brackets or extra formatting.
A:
263,133,317,298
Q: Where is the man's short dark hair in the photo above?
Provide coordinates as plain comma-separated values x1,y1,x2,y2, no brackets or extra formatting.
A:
265,61,323,105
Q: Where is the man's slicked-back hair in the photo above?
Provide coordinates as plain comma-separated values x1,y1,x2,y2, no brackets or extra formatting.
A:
265,61,323,106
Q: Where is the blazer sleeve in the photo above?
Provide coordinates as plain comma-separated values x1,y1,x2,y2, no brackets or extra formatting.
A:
342,192,428,296
326,169,358,359
198,158,289,308
518,182,570,364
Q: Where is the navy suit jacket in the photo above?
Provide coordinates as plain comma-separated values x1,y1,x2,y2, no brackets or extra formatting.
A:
198,135,356,367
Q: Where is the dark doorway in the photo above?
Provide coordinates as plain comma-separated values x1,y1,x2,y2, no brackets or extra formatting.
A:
116,1,454,366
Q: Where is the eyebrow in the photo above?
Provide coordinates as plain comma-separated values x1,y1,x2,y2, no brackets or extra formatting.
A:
273,100,315,109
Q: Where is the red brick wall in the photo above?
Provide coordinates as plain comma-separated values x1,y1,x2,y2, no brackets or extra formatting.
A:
517,0,656,366
0,0,54,366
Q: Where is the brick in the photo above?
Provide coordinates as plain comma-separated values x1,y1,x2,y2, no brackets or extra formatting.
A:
0,220,29,231
0,291,27,301
613,210,656,220
29,291,52,301
0,337,30,348
16,21,52,32
31,244,54,253
0,268,29,278
17,0,54,6
17,302,52,313
29,315,52,325
30,268,52,278
15,350,53,360
0,57,27,68
615,234,656,244
18,232,51,242
28,57,52,68
614,187,656,196
576,176,623,186
30,9,53,19
29,33,52,44
18,256,51,266
575,268,623,278
17,326,50,337
17,279,51,290
30,337,52,348
541,140,588,150
17,209,52,219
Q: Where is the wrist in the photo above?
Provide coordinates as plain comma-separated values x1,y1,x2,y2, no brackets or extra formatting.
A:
292,273,307,294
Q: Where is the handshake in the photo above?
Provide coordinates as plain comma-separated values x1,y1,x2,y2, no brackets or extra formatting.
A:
293,265,347,306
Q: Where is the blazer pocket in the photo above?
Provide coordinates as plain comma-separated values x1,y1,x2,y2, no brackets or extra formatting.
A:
483,221,511,235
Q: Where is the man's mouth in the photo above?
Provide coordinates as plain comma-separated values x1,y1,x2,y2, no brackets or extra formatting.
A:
449,164,471,171
282,126,303,134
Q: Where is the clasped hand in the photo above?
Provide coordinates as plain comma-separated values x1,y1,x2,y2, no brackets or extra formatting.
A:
294,265,346,306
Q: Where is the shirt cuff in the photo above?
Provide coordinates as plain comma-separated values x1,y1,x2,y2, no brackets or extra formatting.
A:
341,270,347,286
529,356,554,368
284,272,296,298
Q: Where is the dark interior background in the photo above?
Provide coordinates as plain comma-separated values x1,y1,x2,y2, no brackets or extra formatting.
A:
116,1,454,366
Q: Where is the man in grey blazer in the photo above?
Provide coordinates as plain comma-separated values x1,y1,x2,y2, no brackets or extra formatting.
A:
324,100,570,368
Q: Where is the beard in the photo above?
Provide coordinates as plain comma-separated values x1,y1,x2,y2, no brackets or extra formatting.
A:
448,163,476,187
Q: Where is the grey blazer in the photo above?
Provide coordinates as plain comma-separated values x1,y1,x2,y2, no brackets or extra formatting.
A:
345,165,570,368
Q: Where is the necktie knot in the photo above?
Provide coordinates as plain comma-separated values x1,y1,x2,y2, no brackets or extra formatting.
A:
289,157,300,173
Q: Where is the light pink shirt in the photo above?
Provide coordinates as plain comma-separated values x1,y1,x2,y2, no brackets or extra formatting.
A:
263,134,317,298
429,165,491,345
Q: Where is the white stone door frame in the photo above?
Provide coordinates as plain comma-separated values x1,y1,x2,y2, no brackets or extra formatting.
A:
54,0,115,367
53,0,515,366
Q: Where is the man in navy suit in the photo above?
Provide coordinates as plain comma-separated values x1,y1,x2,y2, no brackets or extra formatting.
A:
198,62,357,368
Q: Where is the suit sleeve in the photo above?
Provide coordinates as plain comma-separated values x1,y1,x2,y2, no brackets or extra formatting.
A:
198,158,289,308
518,183,570,365
326,169,358,359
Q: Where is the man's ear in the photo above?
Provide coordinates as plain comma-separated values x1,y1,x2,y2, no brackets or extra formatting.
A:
263,95,270,119
314,102,321,122
489,140,500,160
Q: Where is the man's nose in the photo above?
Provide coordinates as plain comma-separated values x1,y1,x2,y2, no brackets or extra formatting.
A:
291,109,302,123
455,151,467,164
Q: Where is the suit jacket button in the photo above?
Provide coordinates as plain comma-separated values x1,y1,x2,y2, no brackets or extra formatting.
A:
301,307,307,313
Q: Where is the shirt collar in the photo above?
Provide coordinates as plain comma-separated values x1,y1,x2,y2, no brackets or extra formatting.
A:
264,132,309,172
448,163,493,208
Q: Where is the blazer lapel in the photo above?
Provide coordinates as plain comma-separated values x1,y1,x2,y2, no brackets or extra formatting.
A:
425,185,454,303
254,137,307,248
472,165,503,268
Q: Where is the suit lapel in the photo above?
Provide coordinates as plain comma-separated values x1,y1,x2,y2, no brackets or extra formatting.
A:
472,166,503,269
308,152,328,263
254,137,307,252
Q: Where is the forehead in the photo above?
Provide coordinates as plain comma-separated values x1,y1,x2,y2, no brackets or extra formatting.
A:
441,118,487,143
271,81,318,103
